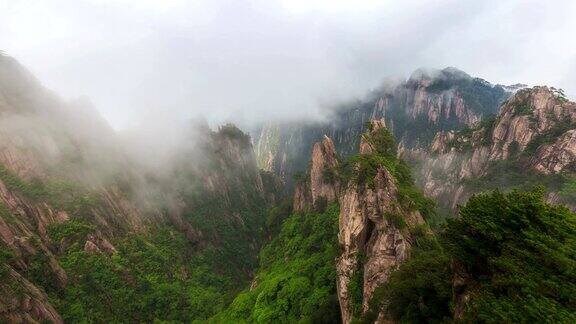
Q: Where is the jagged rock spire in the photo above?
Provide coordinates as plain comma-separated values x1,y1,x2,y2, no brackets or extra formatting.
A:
336,119,425,323
293,135,340,212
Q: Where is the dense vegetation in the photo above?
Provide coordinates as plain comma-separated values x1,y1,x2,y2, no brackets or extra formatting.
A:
0,123,291,324
0,216,238,322
31,171,271,322
179,187,268,281
212,204,341,323
374,189,576,323
43,223,234,322
463,160,568,192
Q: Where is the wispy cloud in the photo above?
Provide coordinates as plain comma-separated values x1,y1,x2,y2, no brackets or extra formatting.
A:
1,0,575,129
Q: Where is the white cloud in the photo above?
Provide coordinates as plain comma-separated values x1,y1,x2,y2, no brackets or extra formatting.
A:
1,0,575,129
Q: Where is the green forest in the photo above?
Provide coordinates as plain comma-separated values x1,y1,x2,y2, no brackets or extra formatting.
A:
375,188,576,323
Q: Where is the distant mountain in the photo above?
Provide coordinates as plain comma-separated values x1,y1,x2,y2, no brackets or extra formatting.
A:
254,67,511,184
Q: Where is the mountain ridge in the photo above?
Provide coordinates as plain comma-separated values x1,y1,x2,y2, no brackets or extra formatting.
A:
253,67,514,184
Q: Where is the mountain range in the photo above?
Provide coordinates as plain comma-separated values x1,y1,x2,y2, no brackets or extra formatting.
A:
0,54,575,323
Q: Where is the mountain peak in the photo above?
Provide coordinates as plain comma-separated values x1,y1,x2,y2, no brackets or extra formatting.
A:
408,67,471,84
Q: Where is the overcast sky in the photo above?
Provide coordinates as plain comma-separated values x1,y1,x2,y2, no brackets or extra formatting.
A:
1,0,575,129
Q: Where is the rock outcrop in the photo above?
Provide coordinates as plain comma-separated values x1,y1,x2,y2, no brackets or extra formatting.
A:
293,136,340,211
359,119,387,155
336,121,426,323
292,178,312,212
310,136,340,206
489,86,576,160
0,267,63,324
294,120,428,323
531,130,576,174
412,86,576,211
83,233,117,255
336,164,425,323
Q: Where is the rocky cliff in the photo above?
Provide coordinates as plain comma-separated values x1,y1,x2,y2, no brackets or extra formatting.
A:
294,120,431,323
412,86,576,211
293,135,340,211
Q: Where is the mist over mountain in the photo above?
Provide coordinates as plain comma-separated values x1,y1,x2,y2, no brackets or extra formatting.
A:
1,1,576,323
2,0,576,129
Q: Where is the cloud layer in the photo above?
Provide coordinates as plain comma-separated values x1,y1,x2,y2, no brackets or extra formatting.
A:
2,0,575,129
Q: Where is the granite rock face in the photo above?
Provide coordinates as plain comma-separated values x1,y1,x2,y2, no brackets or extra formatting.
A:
294,120,426,323
531,130,576,174
336,164,425,323
0,267,64,324
412,86,576,211
337,121,425,323
310,136,340,206
489,86,576,160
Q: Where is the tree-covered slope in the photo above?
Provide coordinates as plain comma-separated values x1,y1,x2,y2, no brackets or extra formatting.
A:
47,225,232,322
0,125,278,322
375,188,576,323
0,54,281,322
212,204,341,323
